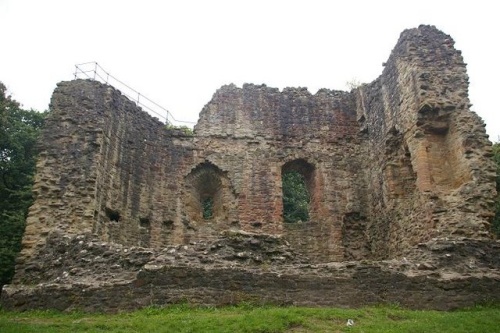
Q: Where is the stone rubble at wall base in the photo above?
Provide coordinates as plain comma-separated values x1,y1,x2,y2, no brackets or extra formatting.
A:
2,231,500,312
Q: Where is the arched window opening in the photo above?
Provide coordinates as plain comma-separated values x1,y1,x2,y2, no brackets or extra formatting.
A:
281,159,314,223
184,161,237,237
185,162,229,222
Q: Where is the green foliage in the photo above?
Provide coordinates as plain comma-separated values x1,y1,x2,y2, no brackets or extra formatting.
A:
0,82,45,288
1,304,500,332
282,171,310,223
492,142,500,236
202,197,213,219
165,124,194,136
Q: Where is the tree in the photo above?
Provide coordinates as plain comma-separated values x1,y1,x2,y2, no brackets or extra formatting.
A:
0,82,46,289
492,142,500,236
282,171,310,223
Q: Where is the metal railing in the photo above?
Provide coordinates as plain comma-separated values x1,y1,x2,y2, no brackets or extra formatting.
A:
73,62,196,127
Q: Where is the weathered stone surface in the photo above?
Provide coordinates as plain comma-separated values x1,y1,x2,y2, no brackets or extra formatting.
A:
2,25,498,311
2,232,499,312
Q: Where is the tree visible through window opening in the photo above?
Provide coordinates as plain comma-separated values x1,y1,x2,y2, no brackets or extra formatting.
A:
282,171,310,223
202,197,214,219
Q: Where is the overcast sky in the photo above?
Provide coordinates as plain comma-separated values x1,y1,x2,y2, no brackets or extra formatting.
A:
1,0,498,139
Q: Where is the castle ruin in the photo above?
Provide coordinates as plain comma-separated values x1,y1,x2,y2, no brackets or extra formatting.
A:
2,25,499,311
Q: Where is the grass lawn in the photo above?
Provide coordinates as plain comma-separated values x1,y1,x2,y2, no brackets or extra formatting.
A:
1,304,499,333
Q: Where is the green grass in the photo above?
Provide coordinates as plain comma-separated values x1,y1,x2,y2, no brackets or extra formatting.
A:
1,304,499,333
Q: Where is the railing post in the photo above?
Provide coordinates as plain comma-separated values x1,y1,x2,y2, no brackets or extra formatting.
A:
72,62,196,127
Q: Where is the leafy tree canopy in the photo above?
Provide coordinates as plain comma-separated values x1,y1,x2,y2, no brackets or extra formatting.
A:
282,171,310,223
0,82,46,288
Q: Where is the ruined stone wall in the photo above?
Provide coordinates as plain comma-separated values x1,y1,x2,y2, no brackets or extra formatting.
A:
20,81,197,265
4,231,500,312
19,80,366,265
21,82,107,262
194,84,365,261
356,26,496,258
5,24,499,312
18,26,496,268
89,87,193,249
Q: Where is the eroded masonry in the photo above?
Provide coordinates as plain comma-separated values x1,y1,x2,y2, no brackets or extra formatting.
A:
2,25,500,312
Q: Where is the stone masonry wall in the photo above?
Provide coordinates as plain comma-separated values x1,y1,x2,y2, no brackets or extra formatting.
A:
19,80,366,265
20,81,193,266
357,26,496,259
3,231,500,312
194,84,365,261
5,25,499,311
18,25,496,266
20,82,107,263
